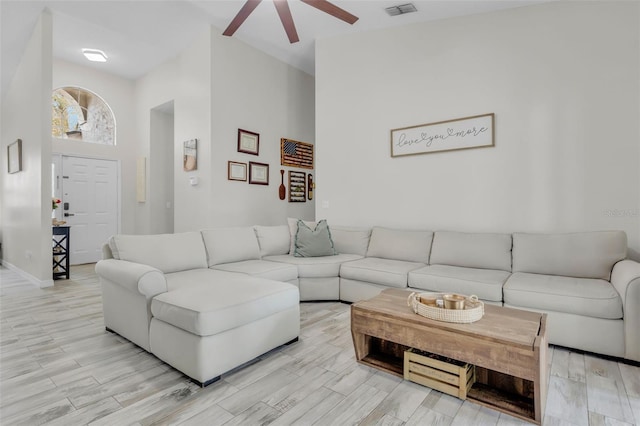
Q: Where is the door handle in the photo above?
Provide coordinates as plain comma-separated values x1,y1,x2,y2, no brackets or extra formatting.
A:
64,213,75,217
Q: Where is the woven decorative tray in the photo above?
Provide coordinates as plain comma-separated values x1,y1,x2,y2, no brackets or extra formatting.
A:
407,292,484,324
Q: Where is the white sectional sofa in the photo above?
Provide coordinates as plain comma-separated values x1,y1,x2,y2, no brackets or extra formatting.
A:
96,231,300,386
96,222,640,386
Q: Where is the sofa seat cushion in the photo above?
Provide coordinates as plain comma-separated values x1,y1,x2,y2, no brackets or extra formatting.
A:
151,276,299,337
340,257,425,288
264,254,362,278
504,272,622,319
164,269,242,291
408,265,509,302
211,260,298,282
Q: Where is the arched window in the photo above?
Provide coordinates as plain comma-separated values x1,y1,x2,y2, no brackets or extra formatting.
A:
52,87,116,145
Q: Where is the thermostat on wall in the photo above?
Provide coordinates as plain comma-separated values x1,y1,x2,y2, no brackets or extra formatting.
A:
189,176,199,186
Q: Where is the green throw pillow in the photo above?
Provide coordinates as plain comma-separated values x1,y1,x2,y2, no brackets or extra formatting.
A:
294,219,338,257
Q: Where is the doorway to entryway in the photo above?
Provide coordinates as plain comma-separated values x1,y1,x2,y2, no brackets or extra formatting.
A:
52,155,119,265
149,101,175,234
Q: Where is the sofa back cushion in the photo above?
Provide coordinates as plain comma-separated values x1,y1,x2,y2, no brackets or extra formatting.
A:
366,227,433,263
201,227,261,267
512,231,627,280
254,225,290,257
330,226,372,256
430,231,512,271
108,232,207,274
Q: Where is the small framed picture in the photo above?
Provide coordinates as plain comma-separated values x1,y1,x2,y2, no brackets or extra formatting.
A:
7,139,22,174
238,129,259,155
289,171,306,202
183,139,197,171
228,161,247,181
249,162,269,185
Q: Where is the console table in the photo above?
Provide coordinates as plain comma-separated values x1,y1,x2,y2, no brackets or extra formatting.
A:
52,226,70,280
351,288,548,424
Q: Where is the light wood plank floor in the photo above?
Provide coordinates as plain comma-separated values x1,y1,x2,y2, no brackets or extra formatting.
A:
1,264,639,425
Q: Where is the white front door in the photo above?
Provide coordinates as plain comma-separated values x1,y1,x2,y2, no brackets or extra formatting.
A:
61,156,119,265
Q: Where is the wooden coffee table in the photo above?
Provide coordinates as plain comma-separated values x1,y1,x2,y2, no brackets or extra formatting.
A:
351,288,548,424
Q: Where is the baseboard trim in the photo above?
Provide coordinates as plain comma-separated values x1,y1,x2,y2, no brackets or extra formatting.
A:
1,260,53,288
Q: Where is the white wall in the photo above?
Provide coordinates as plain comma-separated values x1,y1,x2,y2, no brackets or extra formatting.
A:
51,59,137,234
173,31,213,232
133,52,179,235
0,11,53,284
316,1,640,258
210,31,315,226
134,30,212,234
135,27,315,233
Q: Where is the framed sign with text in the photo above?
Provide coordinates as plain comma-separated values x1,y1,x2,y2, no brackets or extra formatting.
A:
390,113,494,157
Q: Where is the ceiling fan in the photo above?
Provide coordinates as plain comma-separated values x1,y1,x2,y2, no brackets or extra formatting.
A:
223,0,359,44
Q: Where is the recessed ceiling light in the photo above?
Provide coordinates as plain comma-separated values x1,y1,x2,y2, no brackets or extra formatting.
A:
82,48,108,62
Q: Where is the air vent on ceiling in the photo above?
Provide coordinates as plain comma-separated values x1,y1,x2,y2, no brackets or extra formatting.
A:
385,3,418,17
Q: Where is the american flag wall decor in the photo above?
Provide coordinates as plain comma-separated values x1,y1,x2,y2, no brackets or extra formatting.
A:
281,138,314,169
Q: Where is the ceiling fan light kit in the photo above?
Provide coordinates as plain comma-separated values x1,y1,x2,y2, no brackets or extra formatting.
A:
223,0,359,44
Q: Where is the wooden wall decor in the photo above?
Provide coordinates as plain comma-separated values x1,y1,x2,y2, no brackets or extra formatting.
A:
281,138,313,169
279,170,286,200
288,171,306,202
307,174,313,200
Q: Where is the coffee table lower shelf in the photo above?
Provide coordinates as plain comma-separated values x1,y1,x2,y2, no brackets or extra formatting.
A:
358,349,536,423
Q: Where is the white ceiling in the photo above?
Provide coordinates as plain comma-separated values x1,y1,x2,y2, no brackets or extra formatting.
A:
0,0,547,99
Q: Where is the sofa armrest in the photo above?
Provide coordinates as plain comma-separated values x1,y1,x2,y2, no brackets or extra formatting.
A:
95,259,168,298
611,259,640,361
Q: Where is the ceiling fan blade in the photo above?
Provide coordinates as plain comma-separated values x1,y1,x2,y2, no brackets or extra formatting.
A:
300,0,358,25
273,0,300,44
223,0,263,37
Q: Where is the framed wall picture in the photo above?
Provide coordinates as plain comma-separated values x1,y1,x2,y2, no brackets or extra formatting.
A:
281,138,313,169
390,113,494,157
249,162,269,185
228,161,247,181
183,139,197,171
7,139,22,174
288,171,306,202
238,129,260,155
